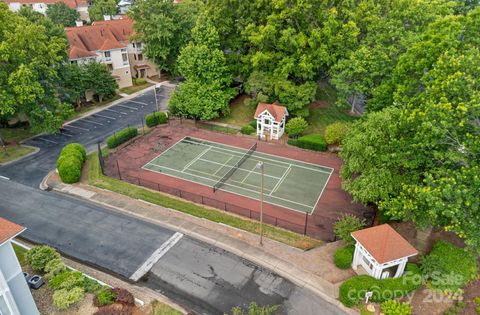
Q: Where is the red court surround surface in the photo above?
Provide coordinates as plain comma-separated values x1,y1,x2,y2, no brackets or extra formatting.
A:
104,119,371,241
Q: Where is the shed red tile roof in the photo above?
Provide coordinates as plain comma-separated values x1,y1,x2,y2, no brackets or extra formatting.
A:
65,17,134,60
254,102,288,123
351,224,418,264
3,0,87,9
0,217,25,246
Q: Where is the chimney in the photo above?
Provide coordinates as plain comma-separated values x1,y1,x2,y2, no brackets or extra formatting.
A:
103,15,111,21
75,20,83,27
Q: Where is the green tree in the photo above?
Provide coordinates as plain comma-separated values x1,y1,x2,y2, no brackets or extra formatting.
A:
88,0,117,21
285,117,308,138
46,2,80,27
83,62,117,102
129,0,200,75
0,3,71,133
58,63,88,108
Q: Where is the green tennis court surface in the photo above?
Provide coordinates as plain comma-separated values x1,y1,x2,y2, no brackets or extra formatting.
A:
142,137,333,214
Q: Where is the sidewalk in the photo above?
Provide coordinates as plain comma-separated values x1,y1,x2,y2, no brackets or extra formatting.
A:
46,171,356,314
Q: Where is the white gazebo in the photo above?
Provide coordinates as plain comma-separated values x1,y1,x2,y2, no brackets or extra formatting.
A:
351,224,418,279
254,102,288,140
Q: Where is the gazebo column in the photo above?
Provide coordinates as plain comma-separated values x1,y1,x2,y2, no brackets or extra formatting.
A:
394,259,407,278
352,244,361,270
373,264,383,279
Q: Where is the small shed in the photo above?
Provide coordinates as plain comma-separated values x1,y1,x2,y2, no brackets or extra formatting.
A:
351,224,418,279
254,102,288,140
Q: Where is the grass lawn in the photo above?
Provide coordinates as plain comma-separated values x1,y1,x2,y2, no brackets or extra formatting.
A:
0,127,37,143
0,145,35,164
197,123,238,134
215,95,255,127
149,300,183,315
88,152,322,250
120,82,154,95
13,243,28,266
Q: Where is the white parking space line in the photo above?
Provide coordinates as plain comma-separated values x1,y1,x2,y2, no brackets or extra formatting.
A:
129,232,184,282
104,108,127,115
37,137,59,144
0,175,10,180
81,118,104,126
128,100,148,106
117,104,138,110
64,125,89,131
61,133,73,137
94,113,116,120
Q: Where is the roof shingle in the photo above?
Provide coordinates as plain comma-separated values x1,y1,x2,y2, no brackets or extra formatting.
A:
0,217,25,246
254,102,288,123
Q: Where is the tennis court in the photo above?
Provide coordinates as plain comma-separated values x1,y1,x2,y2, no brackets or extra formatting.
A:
142,137,333,214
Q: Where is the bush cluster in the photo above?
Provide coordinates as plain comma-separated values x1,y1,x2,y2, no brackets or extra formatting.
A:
145,112,168,128
134,77,146,85
288,134,327,151
249,120,257,129
94,287,117,307
49,271,85,290
421,241,478,292
57,143,86,184
112,288,135,306
240,124,256,135
94,305,133,315
339,264,422,307
334,214,366,245
107,127,138,149
25,245,60,272
334,245,355,269
285,117,308,137
325,122,350,145
44,258,66,279
53,287,85,310
380,300,412,315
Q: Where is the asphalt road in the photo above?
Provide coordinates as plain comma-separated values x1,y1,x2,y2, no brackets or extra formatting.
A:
0,85,173,187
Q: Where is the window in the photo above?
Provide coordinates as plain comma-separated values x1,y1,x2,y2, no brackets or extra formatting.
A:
0,295,12,315
104,51,110,58
137,54,143,61
122,53,128,65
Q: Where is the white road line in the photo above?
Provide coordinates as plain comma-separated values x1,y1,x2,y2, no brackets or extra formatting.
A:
0,175,10,180
94,114,116,120
64,125,89,131
128,100,148,106
269,165,291,196
117,104,138,110
129,232,183,282
37,137,59,144
182,147,211,171
81,118,104,126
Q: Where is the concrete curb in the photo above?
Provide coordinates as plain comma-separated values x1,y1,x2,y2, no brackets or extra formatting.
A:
0,145,39,167
45,173,356,314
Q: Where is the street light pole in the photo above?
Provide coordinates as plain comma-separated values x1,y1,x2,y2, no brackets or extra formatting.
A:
154,83,161,112
256,161,264,246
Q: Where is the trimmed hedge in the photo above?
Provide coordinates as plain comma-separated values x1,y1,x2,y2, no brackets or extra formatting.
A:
107,127,138,149
145,112,168,128
240,124,256,135
339,263,422,307
334,245,354,269
57,143,86,184
288,134,327,151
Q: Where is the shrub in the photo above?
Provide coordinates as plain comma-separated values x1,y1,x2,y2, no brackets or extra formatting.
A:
421,241,478,291
444,301,466,315
53,287,84,310
61,143,86,162
94,287,116,307
145,112,168,128
49,271,85,290
339,264,422,307
107,127,138,149
57,157,82,183
25,245,60,272
285,117,308,137
56,153,82,169
381,300,412,315
94,305,133,315
83,277,102,293
475,297,480,305
231,302,278,315
44,258,66,279
334,214,366,245
249,120,257,129
295,134,327,151
112,288,135,306
240,125,255,135
134,77,146,85
334,245,354,269
325,122,349,145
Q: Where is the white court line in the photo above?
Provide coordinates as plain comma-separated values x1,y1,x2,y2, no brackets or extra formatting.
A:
64,125,89,131
182,147,211,171
213,155,234,175
269,165,291,196
197,158,282,180
81,118,103,126
240,164,259,183
129,232,183,281
117,104,138,110
128,100,148,106
94,113,116,120
37,137,58,144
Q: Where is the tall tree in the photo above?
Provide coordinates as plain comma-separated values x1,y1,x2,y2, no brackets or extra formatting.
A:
88,0,117,21
129,0,200,75
169,15,235,120
83,62,117,102
46,2,80,27
0,3,71,132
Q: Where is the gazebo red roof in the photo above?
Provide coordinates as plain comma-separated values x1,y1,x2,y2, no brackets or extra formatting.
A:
0,217,25,246
351,224,418,264
254,102,287,123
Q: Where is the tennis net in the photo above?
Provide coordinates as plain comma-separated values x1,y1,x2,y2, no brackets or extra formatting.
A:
213,143,257,192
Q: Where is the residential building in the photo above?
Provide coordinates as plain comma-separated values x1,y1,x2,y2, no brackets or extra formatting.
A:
3,0,89,21
117,0,132,15
0,217,39,315
65,16,158,89
254,102,288,140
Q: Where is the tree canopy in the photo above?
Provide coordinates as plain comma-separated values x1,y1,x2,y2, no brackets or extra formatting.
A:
46,2,80,27
88,0,117,21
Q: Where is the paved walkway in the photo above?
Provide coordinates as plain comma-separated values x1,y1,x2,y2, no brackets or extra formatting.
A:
46,171,356,314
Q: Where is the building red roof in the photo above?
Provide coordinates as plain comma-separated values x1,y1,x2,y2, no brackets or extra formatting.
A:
351,224,418,264
0,217,25,246
3,0,87,9
254,102,288,123
65,17,134,60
